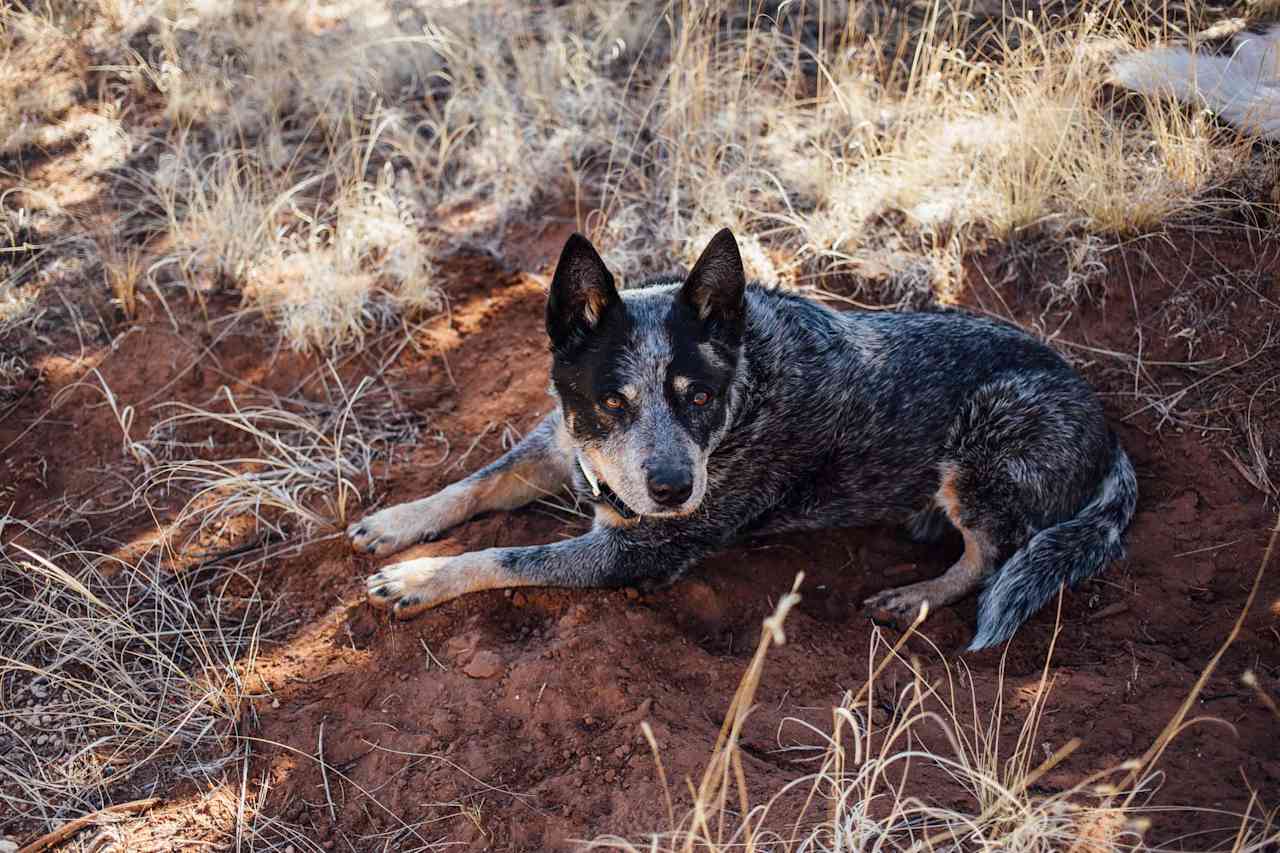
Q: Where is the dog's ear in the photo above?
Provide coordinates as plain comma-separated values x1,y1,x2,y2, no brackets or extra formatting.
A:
680,228,746,337
547,233,620,352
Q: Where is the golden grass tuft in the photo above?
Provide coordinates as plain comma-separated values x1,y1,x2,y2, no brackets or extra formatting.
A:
589,531,1279,853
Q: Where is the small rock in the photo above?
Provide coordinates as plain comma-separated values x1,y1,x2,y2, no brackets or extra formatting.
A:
271,697,281,709
512,592,527,608
462,651,504,679
1,838,18,853
624,587,639,600
605,770,616,782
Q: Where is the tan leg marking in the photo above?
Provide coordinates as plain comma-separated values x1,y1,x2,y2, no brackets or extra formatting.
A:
864,465,998,626
366,549,536,619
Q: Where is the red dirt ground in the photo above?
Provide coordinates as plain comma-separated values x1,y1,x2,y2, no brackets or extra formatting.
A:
3,222,1279,850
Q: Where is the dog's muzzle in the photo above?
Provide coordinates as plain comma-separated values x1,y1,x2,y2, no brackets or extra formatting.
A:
578,454,639,520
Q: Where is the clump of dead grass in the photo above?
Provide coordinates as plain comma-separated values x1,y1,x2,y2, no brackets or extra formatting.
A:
595,0,1256,300
5,0,1269,347
0,516,279,833
139,376,421,553
591,539,1279,853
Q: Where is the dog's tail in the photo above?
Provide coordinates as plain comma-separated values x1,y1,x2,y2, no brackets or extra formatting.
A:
968,434,1137,651
1110,26,1280,140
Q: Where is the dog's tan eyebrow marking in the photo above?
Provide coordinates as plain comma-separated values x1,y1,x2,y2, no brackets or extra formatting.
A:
619,384,639,400
672,376,691,393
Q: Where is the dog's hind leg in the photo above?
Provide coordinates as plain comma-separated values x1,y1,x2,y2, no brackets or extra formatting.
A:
865,465,1000,626
348,413,574,556
865,373,1118,643
905,505,955,543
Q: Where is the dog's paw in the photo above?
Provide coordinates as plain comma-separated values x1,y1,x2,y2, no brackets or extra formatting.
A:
366,557,453,619
365,550,510,620
864,584,932,630
348,502,440,556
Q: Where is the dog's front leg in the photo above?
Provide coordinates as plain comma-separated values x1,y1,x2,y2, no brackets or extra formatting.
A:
365,526,700,619
348,413,573,556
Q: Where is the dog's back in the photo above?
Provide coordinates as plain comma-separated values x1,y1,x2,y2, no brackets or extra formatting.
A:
719,286,1136,648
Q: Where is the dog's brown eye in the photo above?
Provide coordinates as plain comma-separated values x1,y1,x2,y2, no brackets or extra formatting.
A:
602,394,625,411
691,389,712,407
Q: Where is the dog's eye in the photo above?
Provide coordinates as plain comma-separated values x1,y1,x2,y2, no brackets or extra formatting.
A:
602,394,626,411
690,387,713,407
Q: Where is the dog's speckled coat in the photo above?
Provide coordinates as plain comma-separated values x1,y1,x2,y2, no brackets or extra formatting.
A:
349,229,1137,650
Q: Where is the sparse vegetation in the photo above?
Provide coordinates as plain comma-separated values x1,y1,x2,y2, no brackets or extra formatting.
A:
593,556,1278,853
1,0,1277,849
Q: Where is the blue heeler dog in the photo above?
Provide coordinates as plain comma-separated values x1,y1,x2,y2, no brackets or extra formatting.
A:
348,229,1137,650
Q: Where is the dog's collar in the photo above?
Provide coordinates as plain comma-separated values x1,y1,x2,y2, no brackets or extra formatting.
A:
576,453,639,521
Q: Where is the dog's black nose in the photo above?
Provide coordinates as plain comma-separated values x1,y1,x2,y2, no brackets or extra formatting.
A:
646,468,693,506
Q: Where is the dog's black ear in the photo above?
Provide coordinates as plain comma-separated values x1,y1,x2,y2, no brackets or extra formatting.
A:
680,228,746,336
547,233,620,352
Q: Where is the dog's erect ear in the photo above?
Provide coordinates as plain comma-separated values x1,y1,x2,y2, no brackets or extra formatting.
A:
547,233,620,352
680,228,746,336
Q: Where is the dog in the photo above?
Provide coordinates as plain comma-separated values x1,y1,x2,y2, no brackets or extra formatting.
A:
347,228,1137,650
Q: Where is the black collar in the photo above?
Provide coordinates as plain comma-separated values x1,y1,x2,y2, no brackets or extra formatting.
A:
578,457,639,521
596,481,639,521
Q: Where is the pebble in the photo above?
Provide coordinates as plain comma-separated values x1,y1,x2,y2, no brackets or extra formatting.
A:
0,839,17,853
462,651,504,679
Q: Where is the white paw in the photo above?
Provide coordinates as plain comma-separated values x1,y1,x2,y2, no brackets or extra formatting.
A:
365,551,507,620
347,500,442,556
366,557,451,618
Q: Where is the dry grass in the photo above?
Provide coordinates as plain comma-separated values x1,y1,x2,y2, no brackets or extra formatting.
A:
137,376,422,553
0,370,422,845
590,548,1279,853
0,517,278,831
10,0,1254,349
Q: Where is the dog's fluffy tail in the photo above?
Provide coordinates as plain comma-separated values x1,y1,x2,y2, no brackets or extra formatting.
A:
968,435,1137,651
1110,26,1280,140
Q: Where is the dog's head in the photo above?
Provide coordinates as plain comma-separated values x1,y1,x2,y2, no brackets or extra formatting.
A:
546,228,747,518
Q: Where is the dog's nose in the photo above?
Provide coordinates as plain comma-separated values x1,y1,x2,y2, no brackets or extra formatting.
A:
646,468,693,506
